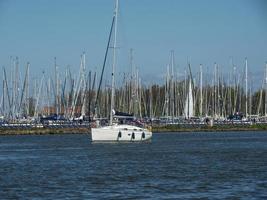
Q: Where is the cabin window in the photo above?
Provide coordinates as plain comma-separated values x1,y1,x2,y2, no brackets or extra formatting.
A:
132,132,135,139
118,131,122,138
142,132,145,139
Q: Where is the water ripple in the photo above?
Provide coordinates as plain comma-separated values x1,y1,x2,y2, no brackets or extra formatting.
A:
0,132,266,199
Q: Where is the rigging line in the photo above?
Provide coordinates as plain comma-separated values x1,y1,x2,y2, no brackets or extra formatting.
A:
93,15,115,116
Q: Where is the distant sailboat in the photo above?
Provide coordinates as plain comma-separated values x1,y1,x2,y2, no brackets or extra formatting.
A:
91,0,152,142
184,79,194,119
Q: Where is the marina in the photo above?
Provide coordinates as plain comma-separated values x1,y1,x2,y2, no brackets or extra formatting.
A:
1,57,267,134
0,2,267,136
1,118,267,136
0,0,267,199
1,21,267,135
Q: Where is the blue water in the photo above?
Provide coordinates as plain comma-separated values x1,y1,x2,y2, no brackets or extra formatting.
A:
0,132,267,199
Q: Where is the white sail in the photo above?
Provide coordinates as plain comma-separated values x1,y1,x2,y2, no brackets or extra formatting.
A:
184,80,194,118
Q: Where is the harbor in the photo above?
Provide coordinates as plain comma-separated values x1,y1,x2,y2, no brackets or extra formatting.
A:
1,55,267,135
1,0,267,199
1,3,267,134
1,118,267,135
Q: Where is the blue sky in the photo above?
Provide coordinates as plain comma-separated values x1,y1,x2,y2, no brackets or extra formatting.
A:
0,0,267,85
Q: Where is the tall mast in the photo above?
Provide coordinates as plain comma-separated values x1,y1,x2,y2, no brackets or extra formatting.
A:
170,50,175,121
245,57,248,117
200,64,203,117
26,62,29,117
2,70,5,117
149,84,153,119
165,64,169,117
130,48,138,116
14,57,19,118
214,62,218,118
233,64,237,114
130,48,134,114
54,57,59,116
48,77,51,116
249,79,252,116
184,69,187,115
265,62,267,116
109,0,119,125
81,52,86,117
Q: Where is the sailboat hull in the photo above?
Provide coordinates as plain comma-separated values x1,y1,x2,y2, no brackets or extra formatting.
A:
91,124,152,142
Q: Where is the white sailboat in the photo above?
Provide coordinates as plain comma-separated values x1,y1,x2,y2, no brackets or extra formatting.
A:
184,78,194,119
91,0,152,142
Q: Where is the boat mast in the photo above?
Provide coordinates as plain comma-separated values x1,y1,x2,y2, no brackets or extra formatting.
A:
265,62,267,117
245,57,248,117
109,0,119,125
170,50,175,121
249,79,252,116
200,64,203,117
214,62,217,118
2,70,5,117
54,57,59,116
129,48,134,114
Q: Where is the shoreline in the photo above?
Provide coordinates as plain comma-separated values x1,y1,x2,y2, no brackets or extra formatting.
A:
0,127,90,136
152,123,267,133
0,124,267,136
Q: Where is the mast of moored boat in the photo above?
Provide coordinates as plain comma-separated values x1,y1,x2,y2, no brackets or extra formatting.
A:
200,64,203,117
54,57,59,117
245,57,248,118
265,62,267,117
172,50,175,122
109,0,119,126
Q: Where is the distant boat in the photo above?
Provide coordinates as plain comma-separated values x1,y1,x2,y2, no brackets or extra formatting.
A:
91,0,152,142
184,75,194,119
